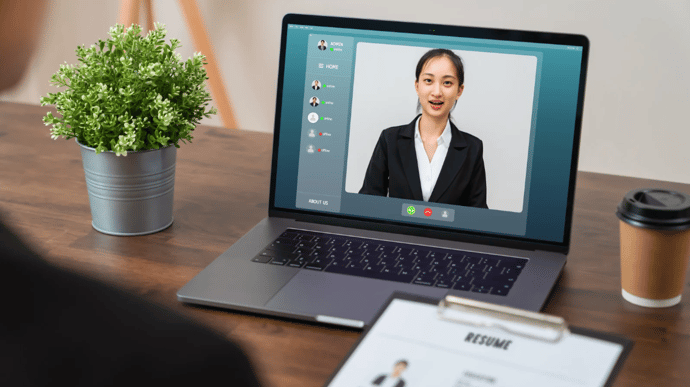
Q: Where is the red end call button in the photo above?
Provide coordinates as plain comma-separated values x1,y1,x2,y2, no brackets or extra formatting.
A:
424,208,432,217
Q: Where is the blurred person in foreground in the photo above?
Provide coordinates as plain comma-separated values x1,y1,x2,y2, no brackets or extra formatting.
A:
0,1,262,385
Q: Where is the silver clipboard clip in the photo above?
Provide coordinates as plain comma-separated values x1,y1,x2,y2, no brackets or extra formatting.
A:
437,295,570,343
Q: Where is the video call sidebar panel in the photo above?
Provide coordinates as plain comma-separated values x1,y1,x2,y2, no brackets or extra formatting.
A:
295,35,355,213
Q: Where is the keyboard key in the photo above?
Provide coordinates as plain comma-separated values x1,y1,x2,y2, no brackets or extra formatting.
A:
397,254,414,264
310,257,332,266
258,248,297,260
396,260,416,270
435,278,453,288
375,245,393,253
453,282,473,291
412,263,425,271
328,246,350,254
398,268,417,277
297,240,316,248
471,285,491,294
326,250,346,260
274,238,299,247
251,255,272,263
346,261,367,270
287,260,305,268
448,260,463,269
264,242,293,251
309,249,328,258
380,267,397,276
450,274,469,284
414,271,437,286
397,247,413,257
480,277,513,287
409,249,425,258
253,229,526,294
361,250,379,258
270,257,289,265
490,287,511,296
464,255,482,265
293,247,312,256
280,231,298,239
326,261,365,276
349,248,365,257
379,251,396,259
499,267,516,276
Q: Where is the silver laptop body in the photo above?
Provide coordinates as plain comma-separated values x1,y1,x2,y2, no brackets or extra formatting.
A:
178,13,589,328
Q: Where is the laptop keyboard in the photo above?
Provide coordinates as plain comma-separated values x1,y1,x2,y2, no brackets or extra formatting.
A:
251,229,527,296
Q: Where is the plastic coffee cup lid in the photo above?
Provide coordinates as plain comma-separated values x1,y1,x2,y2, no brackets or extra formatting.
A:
616,188,690,230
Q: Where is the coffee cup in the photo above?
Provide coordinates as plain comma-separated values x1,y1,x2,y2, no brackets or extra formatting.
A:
616,189,690,307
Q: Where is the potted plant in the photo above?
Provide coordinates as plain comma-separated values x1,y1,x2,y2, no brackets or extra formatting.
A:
41,23,216,235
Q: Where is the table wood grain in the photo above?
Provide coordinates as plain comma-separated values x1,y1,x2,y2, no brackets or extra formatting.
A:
1,102,689,387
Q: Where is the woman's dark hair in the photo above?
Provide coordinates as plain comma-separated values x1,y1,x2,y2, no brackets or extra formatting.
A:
415,48,464,85
415,48,464,115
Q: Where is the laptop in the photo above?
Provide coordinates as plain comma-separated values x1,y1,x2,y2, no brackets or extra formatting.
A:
178,13,589,328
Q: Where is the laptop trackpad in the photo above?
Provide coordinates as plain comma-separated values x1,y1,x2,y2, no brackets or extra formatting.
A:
264,270,447,326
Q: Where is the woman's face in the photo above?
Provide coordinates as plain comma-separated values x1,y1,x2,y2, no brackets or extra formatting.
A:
415,56,464,120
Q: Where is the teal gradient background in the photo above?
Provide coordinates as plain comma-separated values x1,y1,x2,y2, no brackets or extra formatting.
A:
275,25,583,244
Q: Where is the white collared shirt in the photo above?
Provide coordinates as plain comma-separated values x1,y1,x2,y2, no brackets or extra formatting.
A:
414,116,451,202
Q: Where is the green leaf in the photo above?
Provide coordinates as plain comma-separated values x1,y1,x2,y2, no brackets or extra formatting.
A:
40,22,216,155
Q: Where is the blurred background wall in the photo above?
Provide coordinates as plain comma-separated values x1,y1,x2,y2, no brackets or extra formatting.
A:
2,0,689,183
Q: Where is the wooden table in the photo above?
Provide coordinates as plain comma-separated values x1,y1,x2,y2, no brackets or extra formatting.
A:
2,102,689,387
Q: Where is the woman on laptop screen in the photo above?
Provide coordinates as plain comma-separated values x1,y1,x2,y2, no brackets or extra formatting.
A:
359,49,488,208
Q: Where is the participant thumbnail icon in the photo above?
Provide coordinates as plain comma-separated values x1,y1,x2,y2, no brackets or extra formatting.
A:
308,112,319,123
317,39,328,51
312,80,321,90
309,96,320,107
308,129,316,138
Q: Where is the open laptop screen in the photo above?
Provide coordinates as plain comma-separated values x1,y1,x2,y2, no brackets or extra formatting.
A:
271,14,588,247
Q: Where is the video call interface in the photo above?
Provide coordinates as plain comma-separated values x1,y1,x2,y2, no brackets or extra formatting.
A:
274,23,585,244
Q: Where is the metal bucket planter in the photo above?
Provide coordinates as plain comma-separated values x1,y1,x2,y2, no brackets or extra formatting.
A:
78,140,177,236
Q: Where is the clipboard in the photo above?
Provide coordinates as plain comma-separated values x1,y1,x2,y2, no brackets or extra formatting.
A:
323,292,633,387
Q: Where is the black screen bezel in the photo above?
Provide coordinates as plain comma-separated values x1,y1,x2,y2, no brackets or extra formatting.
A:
268,13,589,254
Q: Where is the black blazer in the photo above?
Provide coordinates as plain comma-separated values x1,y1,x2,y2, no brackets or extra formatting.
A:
359,115,488,208
372,375,405,387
